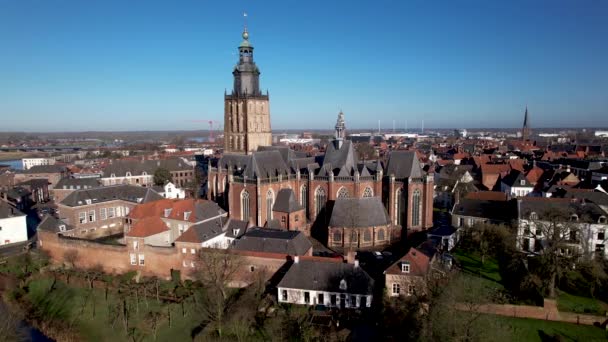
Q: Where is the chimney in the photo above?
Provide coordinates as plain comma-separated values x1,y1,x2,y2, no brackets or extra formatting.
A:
294,256,299,264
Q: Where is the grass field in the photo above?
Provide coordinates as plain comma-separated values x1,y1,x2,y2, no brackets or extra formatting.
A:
557,291,607,316
26,278,201,341
485,314,608,341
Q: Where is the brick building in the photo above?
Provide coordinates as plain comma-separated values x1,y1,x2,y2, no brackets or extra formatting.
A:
14,164,67,189
101,158,194,188
56,185,163,238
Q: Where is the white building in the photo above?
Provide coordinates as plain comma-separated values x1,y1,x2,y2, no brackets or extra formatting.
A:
22,157,56,170
153,182,186,199
501,170,534,197
517,199,608,259
277,258,374,309
0,202,28,246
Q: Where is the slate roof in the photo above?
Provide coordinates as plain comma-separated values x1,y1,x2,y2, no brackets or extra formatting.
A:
519,198,607,223
385,151,423,179
501,170,533,187
37,215,71,232
21,165,66,174
278,259,374,295
273,189,303,213
55,178,101,190
218,151,291,179
102,158,191,177
6,187,31,200
16,179,50,187
60,185,163,207
452,198,517,223
175,217,226,243
225,219,249,238
231,228,312,255
321,140,358,175
0,201,25,219
329,197,390,228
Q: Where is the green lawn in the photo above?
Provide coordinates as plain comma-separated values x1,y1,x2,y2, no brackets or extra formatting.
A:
453,248,502,283
557,291,607,316
25,278,202,341
486,315,608,342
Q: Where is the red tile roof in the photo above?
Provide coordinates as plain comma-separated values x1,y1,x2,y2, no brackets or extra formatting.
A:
129,198,212,222
385,247,432,276
526,166,545,184
127,216,169,237
465,191,508,201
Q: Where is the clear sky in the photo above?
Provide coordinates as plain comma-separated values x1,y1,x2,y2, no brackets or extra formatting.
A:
1,0,607,132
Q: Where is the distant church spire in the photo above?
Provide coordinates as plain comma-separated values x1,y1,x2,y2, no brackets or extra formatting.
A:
522,106,530,142
335,110,346,148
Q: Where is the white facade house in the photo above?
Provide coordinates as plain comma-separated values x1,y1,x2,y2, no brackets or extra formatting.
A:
501,170,534,197
155,182,186,199
517,200,608,259
0,203,28,245
22,157,56,170
277,258,374,309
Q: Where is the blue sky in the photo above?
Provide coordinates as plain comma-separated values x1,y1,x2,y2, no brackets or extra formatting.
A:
1,0,607,132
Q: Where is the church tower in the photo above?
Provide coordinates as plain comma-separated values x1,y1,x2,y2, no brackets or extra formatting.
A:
224,22,272,154
522,106,530,142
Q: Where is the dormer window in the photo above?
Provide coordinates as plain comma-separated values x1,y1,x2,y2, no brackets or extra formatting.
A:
233,229,240,236
85,199,92,205
184,211,191,221
111,173,116,178
126,172,131,177
339,279,347,291
570,214,579,222
530,212,538,220
142,171,147,176
599,216,607,224
59,225,66,232
520,180,526,186
164,208,172,218
401,262,410,273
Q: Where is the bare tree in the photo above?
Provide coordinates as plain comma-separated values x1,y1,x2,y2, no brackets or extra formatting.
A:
194,249,244,338
529,209,581,298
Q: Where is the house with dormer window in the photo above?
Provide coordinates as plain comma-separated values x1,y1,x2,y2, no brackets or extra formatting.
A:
277,257,374,309
384,242,438,299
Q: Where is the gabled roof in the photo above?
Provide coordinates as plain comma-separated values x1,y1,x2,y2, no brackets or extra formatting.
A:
519,198,607,223
273,189,303,213
385,151,423,179
55,178,101,190
218,150,291,179
501,170,533,187
278,259,374,295
126,216,169,238
175,217,226,243
16,179,50,187
60,185,163,207
0,201,25,219
321,140,358,175
330,197,390,228
231,228,312,255
385,246,435,277
21,165,66,174
452,198,517,223
37,215,71,232
129,198,225,223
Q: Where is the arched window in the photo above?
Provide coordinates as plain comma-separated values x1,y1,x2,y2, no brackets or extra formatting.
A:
333,230,342,243
530,212,538,220
241,190,250,221
363,230,371,242
363,187,373,198
300,184,308,217
377,229,385,241
395,188,404,226
337,187,349,198
315,187,327,216
266,189,274,221
412,189,421,227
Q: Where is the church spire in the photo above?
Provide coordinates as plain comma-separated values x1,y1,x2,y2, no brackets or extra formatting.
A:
522,105,530,142
335,110,346,148
233,13,260,97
